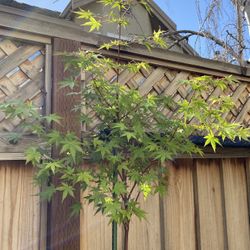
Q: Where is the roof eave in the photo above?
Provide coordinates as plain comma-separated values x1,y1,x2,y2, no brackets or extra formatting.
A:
60,2,72,18
61,0,177,32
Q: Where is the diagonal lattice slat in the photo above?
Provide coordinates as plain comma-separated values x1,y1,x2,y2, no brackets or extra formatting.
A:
84,64,250,130
0,37,45,132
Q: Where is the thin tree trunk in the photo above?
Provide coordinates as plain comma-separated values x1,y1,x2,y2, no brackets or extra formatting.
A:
123,223,130,250
234,0,245,65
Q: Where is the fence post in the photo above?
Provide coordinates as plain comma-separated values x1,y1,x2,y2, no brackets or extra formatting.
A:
48,37,81,250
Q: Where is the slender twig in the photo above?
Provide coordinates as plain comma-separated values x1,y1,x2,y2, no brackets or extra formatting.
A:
127,181,137,201
135,191,140,202
163,30,240,61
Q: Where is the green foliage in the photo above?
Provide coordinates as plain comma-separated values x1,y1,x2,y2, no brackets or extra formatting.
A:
0,1,249,248
99,40,129,50
25,147,42,165
75,9,101,32
152,29,168,48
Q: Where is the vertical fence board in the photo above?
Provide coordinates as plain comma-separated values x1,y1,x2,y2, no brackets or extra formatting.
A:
196,159,225,250
222,159,250,250
128,194,161,250
164,159,196,250
0,162,40,250
245,158,250,228
80,199,114,250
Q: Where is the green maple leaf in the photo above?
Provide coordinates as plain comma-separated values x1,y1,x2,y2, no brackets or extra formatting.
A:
60,133,83,162
77,171,93,185
57,183,75,202
114,182,127,195
82,17,101,32
44,161,62,174
204,133,221,152
25,147,41,165
44,114,62,124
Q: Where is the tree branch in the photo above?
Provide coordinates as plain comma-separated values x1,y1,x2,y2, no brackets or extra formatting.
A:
163,29,241,62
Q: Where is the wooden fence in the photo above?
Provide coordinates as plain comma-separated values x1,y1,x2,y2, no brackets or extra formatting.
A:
80,158,250,250
0,4,249,250
0,158,249,250
0,161,46,250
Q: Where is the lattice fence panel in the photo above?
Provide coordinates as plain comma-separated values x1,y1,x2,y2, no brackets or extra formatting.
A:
84,64,250,130
0,37,45,132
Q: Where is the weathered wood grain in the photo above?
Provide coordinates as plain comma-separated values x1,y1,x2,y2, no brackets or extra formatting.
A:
0,133,42,153
0,38,45,141
163,160,196,250
138,67,165,96
0,162,41,250
49,38,81,250
195,159,225,250
163,71,190,96
245,158,250,236
128,194,162,250
0,45,42,79
0,28,51,44
0,76,17,95
222,159,250,250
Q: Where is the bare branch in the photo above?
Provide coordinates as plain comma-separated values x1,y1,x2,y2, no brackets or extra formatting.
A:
163,29,242,63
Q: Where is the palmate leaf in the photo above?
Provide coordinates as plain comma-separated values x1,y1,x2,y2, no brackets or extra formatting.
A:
129,201,147,221
139,0,151,13
152,29,167,48
47,130,62,147
60,132,83,162
82,17,102,32
112,122,127,131
44,161,62,174
204,133,222,152
75,9,93,19
99,40,129,50
25,147,41,165
57,183,75,202
43,114,62,124
76,171,93,185
139,183,151,200
127,62,149,73
76,9,101,32
121,131,137,142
